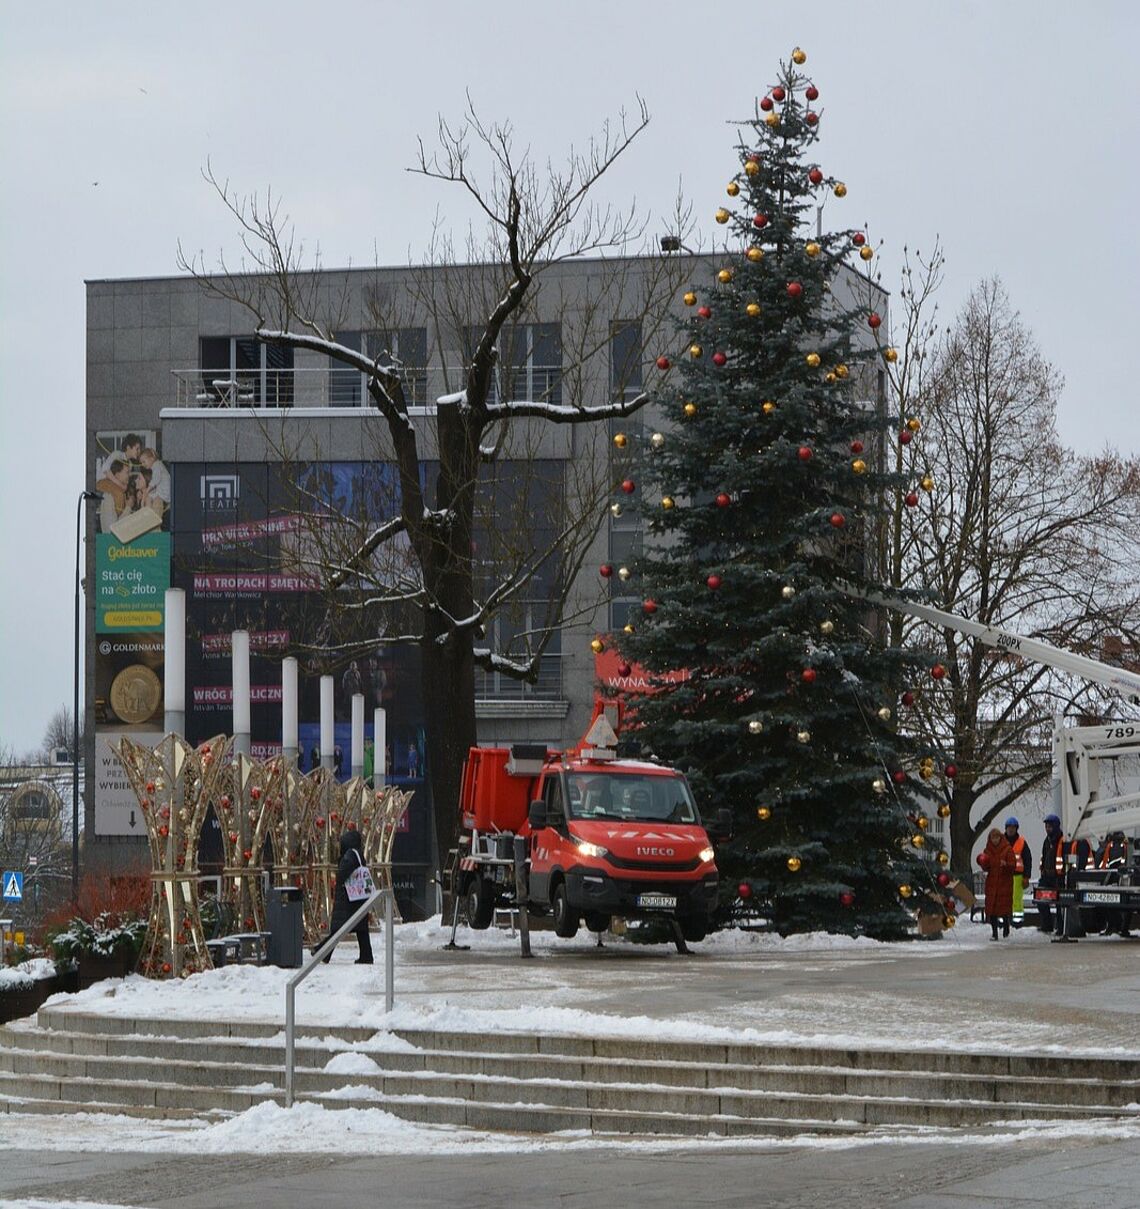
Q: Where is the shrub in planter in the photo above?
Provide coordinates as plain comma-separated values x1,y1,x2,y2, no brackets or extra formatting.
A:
50,913,147,987
0,958,62,1024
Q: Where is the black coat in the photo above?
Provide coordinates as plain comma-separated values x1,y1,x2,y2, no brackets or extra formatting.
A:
330,829,367,930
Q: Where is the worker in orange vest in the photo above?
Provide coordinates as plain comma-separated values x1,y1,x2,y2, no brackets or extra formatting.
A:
1095,832,1133,938
1004,816,1032,927
1037,814,1066,935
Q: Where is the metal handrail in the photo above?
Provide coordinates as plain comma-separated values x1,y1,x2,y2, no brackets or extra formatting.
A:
284,886,394,1108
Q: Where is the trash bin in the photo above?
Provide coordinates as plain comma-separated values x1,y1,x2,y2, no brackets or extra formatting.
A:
266,885,304,968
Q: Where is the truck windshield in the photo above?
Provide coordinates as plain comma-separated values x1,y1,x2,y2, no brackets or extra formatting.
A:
566,772,699,824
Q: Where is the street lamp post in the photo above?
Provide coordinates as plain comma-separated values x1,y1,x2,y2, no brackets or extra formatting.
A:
74,490,99,902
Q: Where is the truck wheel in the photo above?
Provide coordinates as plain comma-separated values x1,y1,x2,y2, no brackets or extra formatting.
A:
680,918,707,943
552,882,580,938
584,911,611,934
465,875,496,930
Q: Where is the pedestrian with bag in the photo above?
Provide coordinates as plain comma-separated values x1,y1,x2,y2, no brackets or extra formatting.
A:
977,827,1017,940
313,828,374,964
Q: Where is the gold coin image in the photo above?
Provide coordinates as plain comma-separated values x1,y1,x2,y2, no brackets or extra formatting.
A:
110,664,162,725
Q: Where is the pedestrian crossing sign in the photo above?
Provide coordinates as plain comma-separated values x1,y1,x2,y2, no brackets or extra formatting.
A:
2,871,23,901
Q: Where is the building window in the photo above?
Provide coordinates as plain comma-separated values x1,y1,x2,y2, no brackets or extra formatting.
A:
199,336,294,407
463,322,562,407
329,329,429,408
474,605,563,701
610,320,643,398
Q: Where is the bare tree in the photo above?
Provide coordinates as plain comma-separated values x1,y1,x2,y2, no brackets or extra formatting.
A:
179,99,690,873
0,750,72,931
40,706,73,763
886,276,1140,875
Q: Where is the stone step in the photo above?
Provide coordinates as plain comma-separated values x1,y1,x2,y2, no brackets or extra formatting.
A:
0,1093,223,1122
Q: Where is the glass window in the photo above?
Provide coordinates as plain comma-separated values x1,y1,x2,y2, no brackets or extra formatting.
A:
566,773,697,823
610,320,643,397
198,336,294,407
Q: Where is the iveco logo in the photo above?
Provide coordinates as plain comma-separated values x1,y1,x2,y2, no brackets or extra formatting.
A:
636,846,675,857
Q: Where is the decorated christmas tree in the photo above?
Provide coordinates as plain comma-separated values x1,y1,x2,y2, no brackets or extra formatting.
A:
615,49,946,939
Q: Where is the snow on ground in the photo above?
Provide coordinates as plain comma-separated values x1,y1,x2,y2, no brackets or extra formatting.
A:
0,958,56,990
2,915,1137,1156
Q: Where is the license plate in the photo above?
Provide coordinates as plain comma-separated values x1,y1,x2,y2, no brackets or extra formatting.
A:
636,893,677,911
1082,891,1121,905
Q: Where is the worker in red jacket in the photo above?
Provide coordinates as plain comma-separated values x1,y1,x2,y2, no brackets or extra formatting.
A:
1004,816,1032,926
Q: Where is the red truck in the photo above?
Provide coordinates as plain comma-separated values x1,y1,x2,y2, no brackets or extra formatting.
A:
452,703,725,944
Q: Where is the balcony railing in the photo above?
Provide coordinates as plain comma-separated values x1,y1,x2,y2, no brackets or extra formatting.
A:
475,653,563,702
170,363,563,411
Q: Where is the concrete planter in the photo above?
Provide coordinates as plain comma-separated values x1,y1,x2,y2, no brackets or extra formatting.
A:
76,952,137,989
0,974,62,1024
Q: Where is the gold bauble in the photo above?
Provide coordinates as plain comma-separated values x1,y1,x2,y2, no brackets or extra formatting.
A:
884,347,899,363
617,566,632,581
937,803,951,819
796,730,811,744
907,417,922,432
852,459,867,475
610,502,623,518
820,619,835,635
872,778,887,794
726,181,740,197
792,47,807,64
806,352,821,368
782,585,796,599
683,401,697,417
942,914,957,929
623,623,635,635
805,241,821,258
877,706,892,722
762,400,777,414
765,112,780,128
756,805,771,820
613,432,628,449
683,291,697,307
835,363,849,379
787,856,802,872
860,246,874,261
748,720,764,734
590,638,605,654
661,496,675,509
912,833,926,848
746,246,764,262
650,431,665,449
718,268,734,284
745,160,760,177
746,302,762,317
916,815,929,830
834,182,847,198
921,476,935,492
825,372,837,384
898,883,913,898
936,850,950,866
920,766,933,780
689,343,703,359
715,208,730,225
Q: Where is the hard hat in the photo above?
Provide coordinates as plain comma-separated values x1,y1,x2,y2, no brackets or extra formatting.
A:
1044,813,1061,826
1004,816,1019,828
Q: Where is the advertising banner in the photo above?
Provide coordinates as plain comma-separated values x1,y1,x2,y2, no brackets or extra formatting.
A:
96,533,170,632
94,730,155,836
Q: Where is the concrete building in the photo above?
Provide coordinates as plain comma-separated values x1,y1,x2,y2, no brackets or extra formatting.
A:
84,255,887,910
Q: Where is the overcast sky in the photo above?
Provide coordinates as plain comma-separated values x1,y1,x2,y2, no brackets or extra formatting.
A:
1,1,1137,756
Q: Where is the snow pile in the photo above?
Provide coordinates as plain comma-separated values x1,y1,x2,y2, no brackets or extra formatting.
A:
0,957,56,990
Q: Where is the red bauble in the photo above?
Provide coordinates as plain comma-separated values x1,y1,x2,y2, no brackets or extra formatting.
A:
853,232,866,247
759,96,774,112
747,152,761,163
899,430,913,445
220,795,231,810
839,890,855,907
893,770,907,784
738,881,753,899
797,445,813,462
944,763,958,778
621,479,636,494
618,663,631,677
712,351,727,367
806,85,819,101
145,781,155,794
771,86,786,102
808,168,823,185
315,816,326,828
656,355,671,370
905,492,919,508
642,599,658,615
707,574,722,590
715,492,731,508
931,663,946,680
937,872,951,888
697,305,712,319
801,668,817,684
242,849,252,861
786,281,803,299
753,213,769,228
250,786,262,800
159,824,169,837
805,112,819,126
900,691,915,707
830,513,845,528
228,830,238,843
868,311,882,329
850,440,864,454
599,564,613,578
